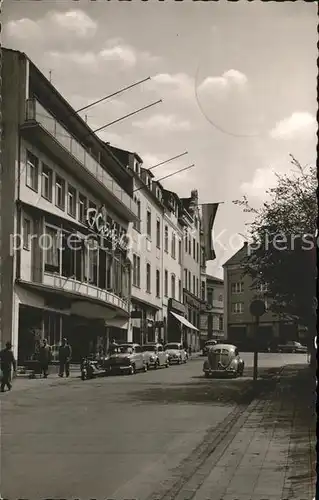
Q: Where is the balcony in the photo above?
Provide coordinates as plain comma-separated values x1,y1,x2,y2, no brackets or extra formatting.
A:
21,99,138,222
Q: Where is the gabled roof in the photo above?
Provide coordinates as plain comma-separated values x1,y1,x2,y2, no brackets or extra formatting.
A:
222,243,248,268
206,274,224,284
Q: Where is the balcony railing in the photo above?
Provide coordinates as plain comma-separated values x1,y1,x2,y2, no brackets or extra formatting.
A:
43,273,130,313
25,98,137,217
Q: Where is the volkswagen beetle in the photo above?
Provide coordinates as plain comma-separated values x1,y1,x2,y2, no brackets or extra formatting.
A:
203,343,244,378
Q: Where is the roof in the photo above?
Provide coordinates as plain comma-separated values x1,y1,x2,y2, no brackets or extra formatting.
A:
211,343,237,350
206,273,224,284
222,243,248,267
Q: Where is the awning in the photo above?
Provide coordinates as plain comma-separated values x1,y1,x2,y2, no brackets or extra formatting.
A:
170,312,199,331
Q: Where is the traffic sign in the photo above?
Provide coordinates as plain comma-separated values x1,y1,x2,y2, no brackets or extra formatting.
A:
250,299,266,318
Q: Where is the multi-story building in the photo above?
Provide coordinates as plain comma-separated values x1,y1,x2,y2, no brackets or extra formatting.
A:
109,146,165,344
200,274,224,342
223,243,300,350
179,190,203,350
2,48,138,362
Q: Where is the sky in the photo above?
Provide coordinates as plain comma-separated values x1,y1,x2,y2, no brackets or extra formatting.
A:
3,0,317,278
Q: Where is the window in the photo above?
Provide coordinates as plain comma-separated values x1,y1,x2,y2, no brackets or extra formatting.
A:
178,240,182,264
219,316,224,331
156,218,161,248
178,279,182,301
196,242,199,263
232,302,244,314
188,236,191,254
207,290,213,305
193,238,196,259
146,263,151,293
201,281,206,301
218,294,223,302
44,226,60,271
196,278,199,297
171,274,176,299
231,282,244,294
55,175,65,210
171,232,176,259
156,269,160,297
26,151,39,191
164,225,168,252
41,164,52,201
79,194,87,224
67,184,77,218
23,218,31,250
193,275,195,295
132,254,141,287
188,271,191,290
257,282,268,292
184,232,188,252
164,269,168,297
133,198,141,232
184,268,188,290
146,209,151,238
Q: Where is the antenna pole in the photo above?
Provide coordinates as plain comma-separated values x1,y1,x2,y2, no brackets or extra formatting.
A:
93,100,162,134
76,76,151,113
149,151,188,171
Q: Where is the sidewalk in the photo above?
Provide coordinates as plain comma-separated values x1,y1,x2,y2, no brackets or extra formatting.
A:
176,364,316,500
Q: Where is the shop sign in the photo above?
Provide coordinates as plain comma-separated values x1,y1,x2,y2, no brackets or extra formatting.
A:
86,207,129,250
168,298,186,315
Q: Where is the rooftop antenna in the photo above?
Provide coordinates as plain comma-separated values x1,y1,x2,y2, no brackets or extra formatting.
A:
49,70,52,83
133,164,195,193
148,151,189,171
93,100,162,134
76,76,151,113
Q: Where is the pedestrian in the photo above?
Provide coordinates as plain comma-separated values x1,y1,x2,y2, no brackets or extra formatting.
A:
0,341,17,392
108,338,117,355
38,339,52,378
188,345,192,357
58,338,72,378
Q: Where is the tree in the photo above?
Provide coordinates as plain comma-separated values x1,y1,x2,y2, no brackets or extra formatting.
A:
234,155,317,353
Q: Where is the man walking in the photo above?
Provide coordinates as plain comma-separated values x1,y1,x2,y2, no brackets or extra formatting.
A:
0,342,16,392
38,339,52,378
58,338,72,378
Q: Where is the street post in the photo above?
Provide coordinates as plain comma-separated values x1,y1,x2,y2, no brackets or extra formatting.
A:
249,299,266,381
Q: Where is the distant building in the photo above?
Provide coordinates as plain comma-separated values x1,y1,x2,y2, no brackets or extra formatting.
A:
200,274,224,342
223,244,300,349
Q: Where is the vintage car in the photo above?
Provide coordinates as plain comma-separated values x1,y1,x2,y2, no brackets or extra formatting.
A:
103,343,147,375
202,339,217,356
277,341,307,353
203,344,244,378
164,342,187,364
141,343,170,369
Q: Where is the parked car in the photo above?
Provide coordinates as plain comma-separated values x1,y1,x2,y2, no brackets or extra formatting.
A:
202,339,217,356
164,343,187,364
277,341,307,353
103,343,147,375
141,343,169,369
203,343,244,378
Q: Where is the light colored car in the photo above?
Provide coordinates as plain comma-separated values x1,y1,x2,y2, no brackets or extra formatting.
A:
142,344,169,369
277,341,307,353
164,342,187,364
103,343,147,375
202,339,217,356
203,343,244,378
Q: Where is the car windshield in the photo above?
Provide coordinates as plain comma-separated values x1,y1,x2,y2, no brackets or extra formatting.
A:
142,345,156,352
115,345,133,354
165,344,179,350
211,348,231,355
206,341,216,345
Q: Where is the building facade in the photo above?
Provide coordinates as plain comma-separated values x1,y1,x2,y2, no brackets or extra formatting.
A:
200,274,224,342
109,146,166,345
2,48,138,362
223,243,300,350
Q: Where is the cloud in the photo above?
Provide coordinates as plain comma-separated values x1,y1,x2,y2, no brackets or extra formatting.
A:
5,10,97,40
48,51,98,67
132,114,191,133
100,45,137,67
198,69,248,94
269,112,316,140
150,73,194,99
240,167,278,198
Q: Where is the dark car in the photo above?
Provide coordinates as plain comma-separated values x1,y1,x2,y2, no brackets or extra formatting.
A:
277,341,307,353
202,339,217,356
203,343,245,378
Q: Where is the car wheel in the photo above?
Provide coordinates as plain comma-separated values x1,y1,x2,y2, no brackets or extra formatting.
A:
165,360,169,368
204,372,210,378
143,363,148,372
154,360,159,369
129,365,135,375
81,372,86,381
292,349,296,353
177,358,181,364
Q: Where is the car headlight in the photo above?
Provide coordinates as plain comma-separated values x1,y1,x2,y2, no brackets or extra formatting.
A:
150,356,155,361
